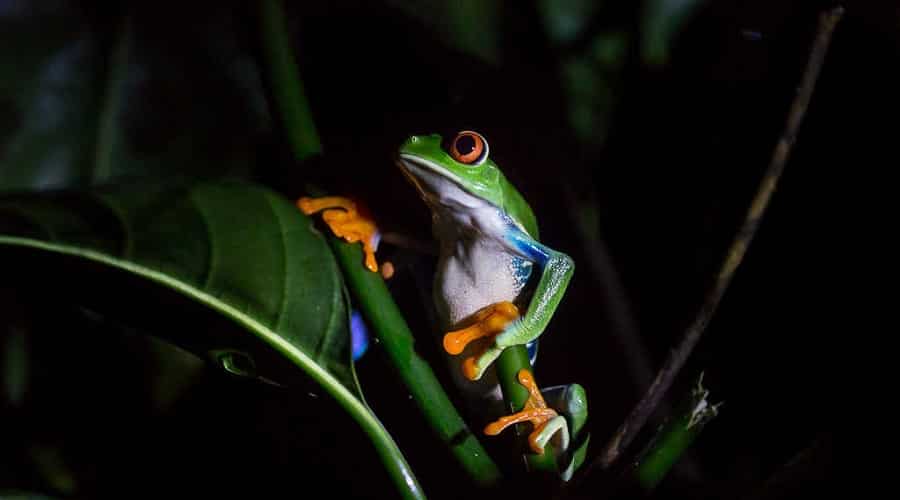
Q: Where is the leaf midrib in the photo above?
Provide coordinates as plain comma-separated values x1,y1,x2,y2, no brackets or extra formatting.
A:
0,235,425,500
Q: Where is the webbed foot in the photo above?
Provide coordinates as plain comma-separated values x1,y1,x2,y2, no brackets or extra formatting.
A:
298,196,380,272
484,373,589,480
483,369,570,455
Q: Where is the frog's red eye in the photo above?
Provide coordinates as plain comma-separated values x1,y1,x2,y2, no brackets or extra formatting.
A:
449,131,488,165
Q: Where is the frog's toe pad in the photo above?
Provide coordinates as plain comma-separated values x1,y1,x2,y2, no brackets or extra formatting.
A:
532,415,570,456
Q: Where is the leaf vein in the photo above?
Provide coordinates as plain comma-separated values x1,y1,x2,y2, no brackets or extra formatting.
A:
188,191,216,291
262,191,290,334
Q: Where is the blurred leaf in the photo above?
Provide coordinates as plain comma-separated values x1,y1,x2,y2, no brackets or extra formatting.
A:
386,0,501,63
533,0,630,146
642,0,707,66
0,4,100,190
591,32,629,68
0,2,270,192
0,181,421,498
561,32,628,143
536,0,601,46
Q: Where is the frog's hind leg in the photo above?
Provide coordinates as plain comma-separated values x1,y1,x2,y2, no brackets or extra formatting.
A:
541,383,590,481
483,369,566,455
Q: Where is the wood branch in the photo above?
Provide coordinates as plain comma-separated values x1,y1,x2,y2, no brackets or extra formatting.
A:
587,5,845,474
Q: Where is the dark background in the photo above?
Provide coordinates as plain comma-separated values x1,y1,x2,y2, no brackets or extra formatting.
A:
2,0,881,498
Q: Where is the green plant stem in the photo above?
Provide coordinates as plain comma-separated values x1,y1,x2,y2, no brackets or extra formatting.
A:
633,375,720,490
331,241,502,485
634,418,700,491
259,0,321,161
258,0,501,486
495,346,558,474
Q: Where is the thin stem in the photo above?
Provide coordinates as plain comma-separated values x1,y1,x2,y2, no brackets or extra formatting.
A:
589,5,844,473
495,346,558,474
258,0,502,485
633,373,721,490
259,0,322,161
330,239,502,485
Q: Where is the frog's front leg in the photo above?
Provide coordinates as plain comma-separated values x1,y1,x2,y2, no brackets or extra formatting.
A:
464,227,574,380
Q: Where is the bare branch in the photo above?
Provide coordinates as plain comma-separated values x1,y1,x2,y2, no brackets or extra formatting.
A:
588,5,845,473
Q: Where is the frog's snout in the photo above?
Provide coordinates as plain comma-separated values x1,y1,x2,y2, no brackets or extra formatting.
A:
399,134,422,152
399,133,441,153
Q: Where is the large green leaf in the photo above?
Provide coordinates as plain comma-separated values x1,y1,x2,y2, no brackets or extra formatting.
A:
0,180,423,499
0,4,424,496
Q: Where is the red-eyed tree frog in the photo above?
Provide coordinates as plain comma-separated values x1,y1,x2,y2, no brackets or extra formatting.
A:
397,131,589,479
299,130,589,479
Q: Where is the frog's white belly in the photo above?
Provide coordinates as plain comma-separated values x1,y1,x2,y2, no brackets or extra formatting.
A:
412,175,534,404
433,237,525,406
434,238,523,328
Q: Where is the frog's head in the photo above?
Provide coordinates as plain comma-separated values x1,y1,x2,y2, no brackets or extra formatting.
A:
397,131,505,210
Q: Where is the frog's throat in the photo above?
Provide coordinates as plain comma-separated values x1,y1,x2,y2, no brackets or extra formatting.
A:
397,154,493,210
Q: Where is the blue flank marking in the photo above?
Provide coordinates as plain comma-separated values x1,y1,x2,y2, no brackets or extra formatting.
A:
501,215,542,366
511,256,532,288
504,224,550,266
350,309,370,361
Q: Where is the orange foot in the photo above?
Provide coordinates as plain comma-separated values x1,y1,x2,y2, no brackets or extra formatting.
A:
298,196,380,272
484,369,569,455
443,301,519,381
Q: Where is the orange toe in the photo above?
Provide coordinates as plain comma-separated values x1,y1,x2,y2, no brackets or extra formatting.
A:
297,196,380,273
484,369,559,454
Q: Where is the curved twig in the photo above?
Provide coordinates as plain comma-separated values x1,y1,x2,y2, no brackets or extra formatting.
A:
589,5,845,473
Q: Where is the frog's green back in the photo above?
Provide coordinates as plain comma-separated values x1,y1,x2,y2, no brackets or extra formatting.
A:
500,174,539,241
